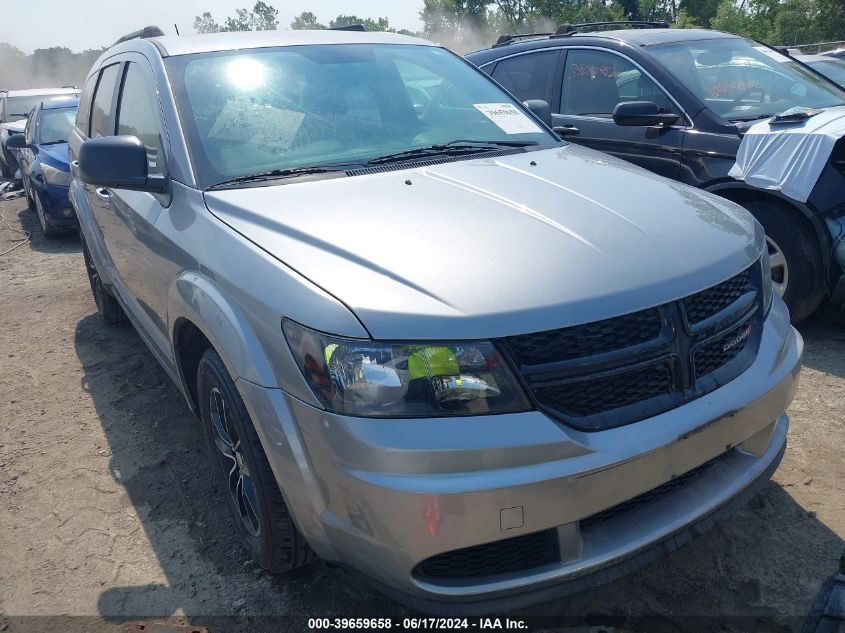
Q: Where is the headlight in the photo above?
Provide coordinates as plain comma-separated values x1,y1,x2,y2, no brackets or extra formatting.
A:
283,320,532,417
40,163,72,186
761,246,773,317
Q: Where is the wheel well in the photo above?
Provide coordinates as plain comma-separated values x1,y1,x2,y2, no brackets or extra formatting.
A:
173,319,213,414
713,188,831,265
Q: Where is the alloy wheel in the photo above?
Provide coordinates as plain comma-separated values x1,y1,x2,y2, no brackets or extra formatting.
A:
209,386,262,537
766,235,788,297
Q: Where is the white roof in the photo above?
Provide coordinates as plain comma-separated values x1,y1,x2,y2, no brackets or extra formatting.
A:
149,29,434,57
1,87,79,97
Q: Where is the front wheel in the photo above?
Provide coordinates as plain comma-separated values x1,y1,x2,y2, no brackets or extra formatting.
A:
197,348,315,573
741,200,825,323
32,189,62,239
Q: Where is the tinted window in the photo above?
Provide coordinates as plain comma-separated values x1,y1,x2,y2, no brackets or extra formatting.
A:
76,74,98,135
808,59,845,86
90,63,121,138
492,51,557,101
561,49,672,118
117,62,164,176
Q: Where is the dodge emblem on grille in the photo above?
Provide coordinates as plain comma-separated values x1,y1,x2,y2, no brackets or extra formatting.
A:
723,324,752,353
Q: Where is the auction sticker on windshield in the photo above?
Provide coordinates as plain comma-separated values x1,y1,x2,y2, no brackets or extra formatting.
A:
474,103,544,134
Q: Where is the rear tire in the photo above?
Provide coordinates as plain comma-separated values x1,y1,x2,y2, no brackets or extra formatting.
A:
80,231,124,325
197,348,316,573
741,200,825,323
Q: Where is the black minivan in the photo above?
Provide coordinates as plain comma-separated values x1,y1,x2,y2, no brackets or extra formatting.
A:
468,23,845,322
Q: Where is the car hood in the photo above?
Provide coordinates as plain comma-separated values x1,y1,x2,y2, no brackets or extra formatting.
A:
37,142,69,169
204,144,762,340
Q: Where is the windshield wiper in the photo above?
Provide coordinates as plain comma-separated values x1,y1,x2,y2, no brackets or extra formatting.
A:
207,164,353,190
366,140,537,166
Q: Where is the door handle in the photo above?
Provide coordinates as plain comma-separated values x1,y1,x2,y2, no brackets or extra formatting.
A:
95,188,111,200
554,125,580,137
71,160,79,167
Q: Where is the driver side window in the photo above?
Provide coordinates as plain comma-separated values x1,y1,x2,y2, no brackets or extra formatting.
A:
117,62,165,177
561,49,673,118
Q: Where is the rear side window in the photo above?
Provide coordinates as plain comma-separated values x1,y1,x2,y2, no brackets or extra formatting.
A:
492,51,557,102
75,74,98,135
90,63,121,138
117,62,165,176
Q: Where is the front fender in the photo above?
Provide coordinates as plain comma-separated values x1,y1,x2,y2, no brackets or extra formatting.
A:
167,270,278,394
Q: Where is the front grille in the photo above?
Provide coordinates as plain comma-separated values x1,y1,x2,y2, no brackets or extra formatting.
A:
413,529,560,581
502,264,761,431
507,308,662,366
534,362,672,417
693,321,753,378
683,268,751,324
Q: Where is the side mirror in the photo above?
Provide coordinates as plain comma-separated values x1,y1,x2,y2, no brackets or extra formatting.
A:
523,99,553,128
5,134,27,149
79,135,166,193
613,101,680,127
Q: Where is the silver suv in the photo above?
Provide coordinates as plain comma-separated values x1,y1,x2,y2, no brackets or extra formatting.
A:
70,27,802,613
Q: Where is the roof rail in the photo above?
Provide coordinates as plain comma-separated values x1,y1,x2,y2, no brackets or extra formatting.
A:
61,85,78,90
553,20,670,36
494,32,553,47
329,24,366,32
113,25,166,47
493,20,670,47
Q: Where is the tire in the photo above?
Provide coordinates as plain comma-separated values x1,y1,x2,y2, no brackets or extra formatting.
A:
741,200,825,323
23,178,34,210
32,189,63,239
197,348,315,573
80,231,125,325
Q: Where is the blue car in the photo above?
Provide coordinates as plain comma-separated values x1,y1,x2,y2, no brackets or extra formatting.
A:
8,97,78,237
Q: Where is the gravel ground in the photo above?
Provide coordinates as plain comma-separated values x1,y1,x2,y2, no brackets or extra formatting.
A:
0,192,843,633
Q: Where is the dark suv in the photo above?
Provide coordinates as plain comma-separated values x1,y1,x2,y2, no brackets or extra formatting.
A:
467,23,845,322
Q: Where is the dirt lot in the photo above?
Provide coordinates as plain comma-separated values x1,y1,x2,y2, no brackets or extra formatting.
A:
0,192,843,633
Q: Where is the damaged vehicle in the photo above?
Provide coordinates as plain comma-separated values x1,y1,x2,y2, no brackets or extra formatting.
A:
70,27,802,614
468,23,845,322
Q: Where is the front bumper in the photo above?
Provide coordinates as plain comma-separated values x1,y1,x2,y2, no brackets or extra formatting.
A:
34,182,75,226
237,298,802,613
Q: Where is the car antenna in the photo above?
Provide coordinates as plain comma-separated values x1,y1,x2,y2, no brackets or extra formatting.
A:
174,24,180,36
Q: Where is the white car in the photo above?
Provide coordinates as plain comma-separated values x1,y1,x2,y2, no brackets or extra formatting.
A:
0,87,80,177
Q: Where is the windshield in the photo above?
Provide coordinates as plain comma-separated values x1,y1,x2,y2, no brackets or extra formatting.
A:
649,37,845,120
806,59,845,88
39,108,76,144
4,94,72,121
166,44,558,187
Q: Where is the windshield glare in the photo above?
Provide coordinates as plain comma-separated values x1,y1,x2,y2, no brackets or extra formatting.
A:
167,44,557,187
39,108,76,144
650,37,845,120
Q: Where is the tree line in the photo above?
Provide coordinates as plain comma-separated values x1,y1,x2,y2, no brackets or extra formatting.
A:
194,0,845,51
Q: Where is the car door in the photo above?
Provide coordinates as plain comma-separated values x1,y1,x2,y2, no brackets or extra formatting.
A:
84,61,124,272
19,108,36,186
552,48,686,180
101,57,172,342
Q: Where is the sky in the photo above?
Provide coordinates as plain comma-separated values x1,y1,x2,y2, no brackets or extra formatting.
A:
0,0,425,53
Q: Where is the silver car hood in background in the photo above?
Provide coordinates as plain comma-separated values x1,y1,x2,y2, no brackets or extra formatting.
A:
204,144,762,340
